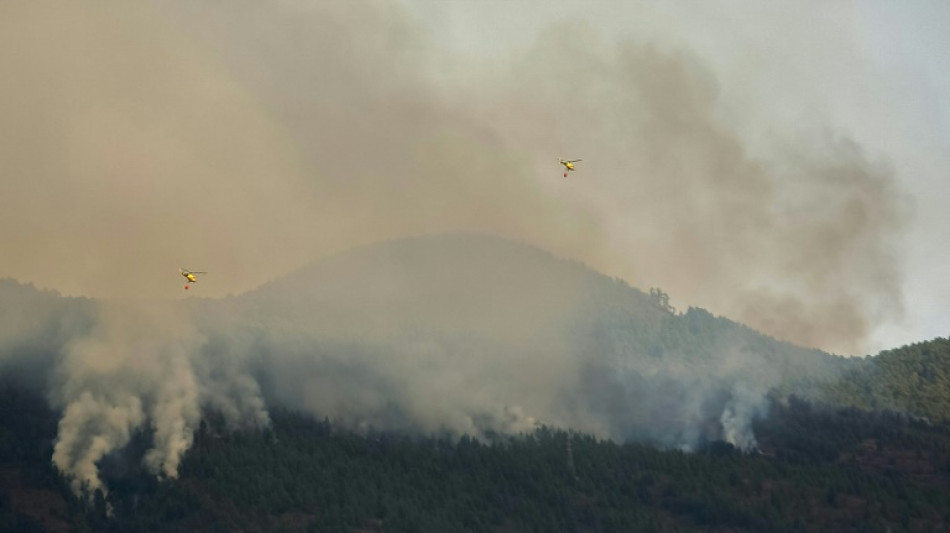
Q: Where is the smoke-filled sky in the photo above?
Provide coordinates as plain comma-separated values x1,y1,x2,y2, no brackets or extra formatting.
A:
3,1,948,497
1,1,947,355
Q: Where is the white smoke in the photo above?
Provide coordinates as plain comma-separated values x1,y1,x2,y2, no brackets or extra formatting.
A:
48,301,267,494
51,390,144,494
720,382,767,451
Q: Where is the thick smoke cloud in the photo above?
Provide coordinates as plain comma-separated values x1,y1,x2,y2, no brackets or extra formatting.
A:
1,1,905,354
0,1,904,494
465,25,907,355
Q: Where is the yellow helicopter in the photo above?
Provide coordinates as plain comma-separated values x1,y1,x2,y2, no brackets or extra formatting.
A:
179,268,207,290
559,158,581,177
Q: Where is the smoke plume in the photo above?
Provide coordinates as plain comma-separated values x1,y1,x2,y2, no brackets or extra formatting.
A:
47,300,267,493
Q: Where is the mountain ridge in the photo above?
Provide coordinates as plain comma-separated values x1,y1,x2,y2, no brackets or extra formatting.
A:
182,233,847,448
0,234,942,449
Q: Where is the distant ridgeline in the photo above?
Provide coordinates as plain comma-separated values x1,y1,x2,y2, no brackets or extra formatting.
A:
228,234,950,431
216,234,852,449
1,235,949,442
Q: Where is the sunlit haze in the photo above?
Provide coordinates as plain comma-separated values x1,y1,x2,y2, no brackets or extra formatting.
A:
2,1,947,355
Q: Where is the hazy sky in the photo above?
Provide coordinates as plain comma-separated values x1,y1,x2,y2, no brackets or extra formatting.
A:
405,0,950,353
1,1,947,355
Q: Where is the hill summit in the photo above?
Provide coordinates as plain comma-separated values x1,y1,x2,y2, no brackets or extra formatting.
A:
195,233,843,449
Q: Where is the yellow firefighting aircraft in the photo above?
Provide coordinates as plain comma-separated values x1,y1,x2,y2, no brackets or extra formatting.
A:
179,268,206,290
559,158,581,177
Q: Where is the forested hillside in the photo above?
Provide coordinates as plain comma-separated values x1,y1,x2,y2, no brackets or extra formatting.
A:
821,338,950,422
2,379,949,533
0,279,96,392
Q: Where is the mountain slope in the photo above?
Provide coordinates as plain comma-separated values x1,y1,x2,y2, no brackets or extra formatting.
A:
822,337,950,422
5,381,950,533
0,279,97,392
194,233,846,449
